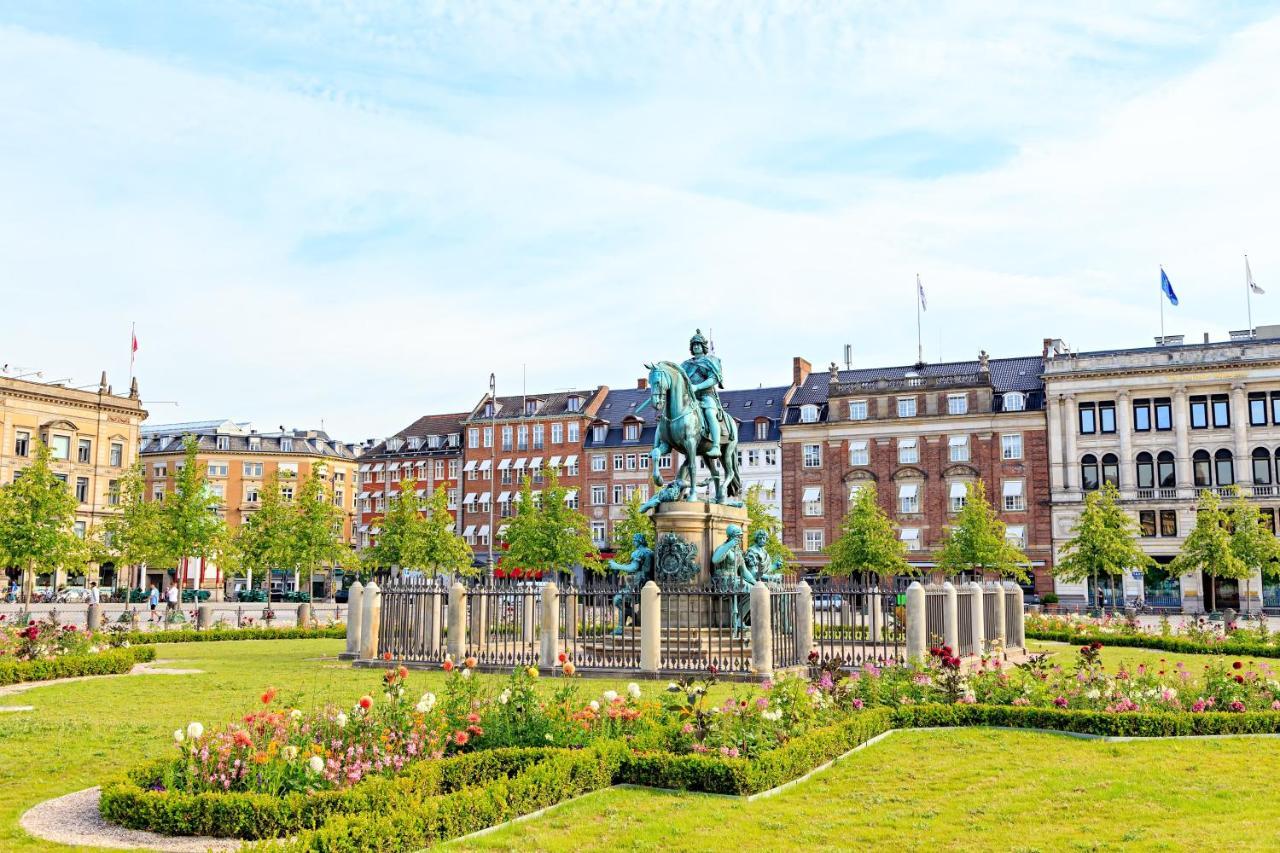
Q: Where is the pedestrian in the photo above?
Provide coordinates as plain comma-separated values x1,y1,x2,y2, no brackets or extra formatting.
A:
166,582,179,618
148,583,160,623
88,581,100,605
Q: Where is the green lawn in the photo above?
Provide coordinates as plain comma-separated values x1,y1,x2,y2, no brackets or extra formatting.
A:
6,639,1280,851
1026,639,1280,679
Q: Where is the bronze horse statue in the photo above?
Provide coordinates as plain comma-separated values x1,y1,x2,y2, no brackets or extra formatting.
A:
642,361,741,504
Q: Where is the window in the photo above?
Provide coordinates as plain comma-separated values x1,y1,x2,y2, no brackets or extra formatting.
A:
280,438,293,452
1159,509,1179,537
803,444,822,468
1078,403,1097,434
1250,393,1268,426
1273,393,1280,425
77,439,92,463
1214,449,1234,486
593,425,608,443
591,522,607,544
468,428,479,449
1154,398,1173,431
567,422,580,442
566,458,579,476
897,397,917,417
435,460,445,480
448,460,460,479
612,485,624,504
640,454,650,470
613,454,624,471
245,483,262,503
153,462,168,477
1193,450,1212,487
624,422,639,441
207,462,229,477
898,438,918,465
208,483,225,500
481,427,492,448
800,404,819,423
49,434,71,460
152,485,165,501
1253,448,1273,484
1101,453,1119,488
54,473,68,485
551,422,563,443
626,454,638,470
1002,392,1026,412
1003,479,1025,511
568,396,583,413
764,448,777,466
848,400,868,421
243,462,263,477
1006,525,1026,548
900,528,921,551
1133,399,1152,432
109,442,123,466
1001,433,1023,460
1081,455,1100,491
1136,452,1154,489
1211,394,1230,428
948,435,969,463
591,485,606,505
501,426,513,451
73,520,86,539
15,430,30,456
591,454,606,472
802,486,823,516
1157,451,1176,488
533,424,544,449
75,477,89,503
947,394,968,415
1263,508,1277,534
755,420,769,440
949,482,968,513
849,441,869,466
804,529,825,552
1098,402,1116,434
659,454,672,469
1190,396,1208,429
517,426,528,450
1139,510,1157,537
898,482,919,514
566,490,579,510
746,449,760,467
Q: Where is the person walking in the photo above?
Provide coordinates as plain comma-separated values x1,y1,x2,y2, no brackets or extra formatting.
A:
88,581,101,605
166,582,179,620
148,583,160,623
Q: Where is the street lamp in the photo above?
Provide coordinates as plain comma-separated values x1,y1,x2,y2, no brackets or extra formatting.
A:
488,372,496,574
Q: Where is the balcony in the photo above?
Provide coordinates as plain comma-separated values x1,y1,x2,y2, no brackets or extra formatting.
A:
1253,485,1277,498
1134,488,1179,500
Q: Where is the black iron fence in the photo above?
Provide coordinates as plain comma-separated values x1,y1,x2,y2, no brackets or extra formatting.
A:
464,586,541,667
811,583,905,670
658,586,752,673
558,586,640,669
379,578,448,662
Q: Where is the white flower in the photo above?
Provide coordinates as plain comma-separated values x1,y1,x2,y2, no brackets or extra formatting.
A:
667,682,678,691
415,692,437,713
283,745,299,760
290,709,302,721
498,690,510,705
589,700,600,712
173,729,185,743
461,668,472,679
1085,689,1101,700
89,646,100,654
544,733,553,742
761,709,782,722
627,683,641,699
602,690,618,703
186,722,204,740
308,755,325,774
335,712,348,728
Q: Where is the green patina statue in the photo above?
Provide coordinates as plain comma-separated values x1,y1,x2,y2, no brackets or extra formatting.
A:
608,532,654,636
745,529,784,585
711,523,751,637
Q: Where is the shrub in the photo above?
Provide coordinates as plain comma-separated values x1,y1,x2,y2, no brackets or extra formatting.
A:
120,626,345,646
0,645,155,687
1025,628,1280,660
1040,592,1059,605
891,702,1280,737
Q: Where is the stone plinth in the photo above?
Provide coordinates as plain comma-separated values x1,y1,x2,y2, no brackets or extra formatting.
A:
652,500,748,586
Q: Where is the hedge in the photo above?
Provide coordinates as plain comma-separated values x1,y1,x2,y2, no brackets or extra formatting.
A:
892,703,1280,737
122,626,345,646
1026,629,1280,660
0,645,156,687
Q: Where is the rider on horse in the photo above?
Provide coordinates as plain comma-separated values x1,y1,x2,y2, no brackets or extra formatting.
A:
680,329,725,457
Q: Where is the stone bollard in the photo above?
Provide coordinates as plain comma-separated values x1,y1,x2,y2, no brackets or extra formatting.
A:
750,581,773,680
540,582,560,669
297,603,312,630
869,586,884,644
129,608,141,631
967,581,985,656
905,581,926,663
942,581,958,654
197,603,213,630
359,582,381,660
639,581,660,673
1006,582,1025,650
992,582,1007,649
522,591,537,646
344,582,364,659
796,581,814,661
468,589,488,652
447,582,467,663
87,603,102,632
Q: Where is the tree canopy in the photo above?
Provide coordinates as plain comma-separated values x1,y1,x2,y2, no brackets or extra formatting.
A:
824,483,911,580
0,440,87,605
610,490,655,566
1053,482,1153,604
502,466,602,578
1172,489,1247,612
935,480,1029,582
364,478,474,578
745,484,794,568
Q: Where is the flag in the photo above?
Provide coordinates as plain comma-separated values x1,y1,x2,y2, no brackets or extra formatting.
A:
917,275,927,311
131,329,138,354
1248,257,1265,295
1160,268,1178,306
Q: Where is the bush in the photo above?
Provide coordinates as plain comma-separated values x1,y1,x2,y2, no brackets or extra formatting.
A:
181,589,212,603
1025,628,1280,660
122,626,345,646
1040,592,1059,605
891,703,1280,737
238,589,270,603
0,645,155,687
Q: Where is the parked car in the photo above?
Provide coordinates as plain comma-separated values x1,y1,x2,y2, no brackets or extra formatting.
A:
813,593,844,611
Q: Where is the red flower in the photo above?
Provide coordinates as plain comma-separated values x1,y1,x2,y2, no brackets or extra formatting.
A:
397,665,408,679
358,695,373,710
1235,675,1245,684
381,651,393,661
558,652,567,664
261,688,277,705
1233,661,1244,670
1090,641,1103,650
454,730,469,746
443,660,454,672
233,730,252,747
494,568,507,579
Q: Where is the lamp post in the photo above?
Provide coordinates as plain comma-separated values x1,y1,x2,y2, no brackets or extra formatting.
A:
488,372,496,575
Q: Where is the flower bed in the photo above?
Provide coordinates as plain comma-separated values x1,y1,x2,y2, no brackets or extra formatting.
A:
0,617,157,685
1026,611,1280,659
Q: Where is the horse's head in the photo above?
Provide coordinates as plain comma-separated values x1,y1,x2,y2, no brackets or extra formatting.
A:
644,362,673,415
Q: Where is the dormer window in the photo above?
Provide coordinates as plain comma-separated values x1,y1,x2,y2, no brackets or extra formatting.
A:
1002,392,1026,412
567,395,583,413
248,436,261,451
483,401,495,418
525,399,541,416
216,435,230,451
593,425,608,442
280,437,293,452
387,437,404,452
799,404,819,424
754,418,769,441
624,422,640,441
428,434,441,449
407,436,421,450
448,434,460,447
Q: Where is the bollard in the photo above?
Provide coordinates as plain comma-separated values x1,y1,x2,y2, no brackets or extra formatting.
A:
197,604,213,630
869,586,884,644
539,582,560,669
296,602,312,630
359,582,381,660
639,581,660,674
129,608,140,631
942,581,958,654
522,592,536,646
1006,582,1026,650
87,603,102,632
447,582,467,663
796,580,814,661
992,582,1007,649
344,582,364,659
750,581,773,680
967,581,985,656
905,581,926,663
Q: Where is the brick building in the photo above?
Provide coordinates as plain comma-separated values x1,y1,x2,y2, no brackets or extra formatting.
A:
354,412,467,551
460,386,608,564
582,383,667,550
780,354,1053,591
720,386,789,518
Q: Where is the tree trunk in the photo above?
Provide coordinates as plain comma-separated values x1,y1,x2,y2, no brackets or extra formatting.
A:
24,558,35,610
1209,574,1216,613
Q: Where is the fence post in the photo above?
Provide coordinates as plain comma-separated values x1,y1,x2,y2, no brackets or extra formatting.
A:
87,603,102,632
447,582,467,663
359,581,381,660
296,603,312,630
869,586,883,643
1006,581,1025,650
197,603,212,630
468,587,488,652
540,582,559,669
992,582,1007,649
796,580,814,660
751,581,773,680
639,581,660,673
129,607,140,631
942,581,958,654
522,590,537,646
344,582,364,658
905,581,926,663
966,581,985,656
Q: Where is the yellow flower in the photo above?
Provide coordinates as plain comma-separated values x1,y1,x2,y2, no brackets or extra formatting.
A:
526,666,540,678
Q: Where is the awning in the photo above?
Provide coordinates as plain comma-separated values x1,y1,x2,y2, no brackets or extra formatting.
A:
1003,480,1023,497
370,527,381,535
479,459,491,471
358,524,369,533
497,524,509,536
898,483,918,498
898,438,917,449
948,435,968,447
479,492,491,504
370,490,384,498
900,528,919,540
530,456,543,469
415,489,427,497
357,491,369,499
514,458,528,469
563,488,578,503
372,462,385,472
564,454,577,467
1005,525,1025,540
463,525,476,537
950,482,968,498
549,455,562,467
462,460,478,473
513,491,524,502
478,525,490,536
463,492,477,505
802,486,821,502
358,464,371,473
849,440,867,451
497,491,511,503
498,459,511,470
388,462,401,471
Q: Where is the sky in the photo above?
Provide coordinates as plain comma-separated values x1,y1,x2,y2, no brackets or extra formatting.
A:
3,2,1280,442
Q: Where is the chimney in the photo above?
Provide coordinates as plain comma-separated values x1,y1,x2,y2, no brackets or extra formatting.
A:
1042,338,1054,359
637,377,648,390
1204,332,1210,344
792,356,812,388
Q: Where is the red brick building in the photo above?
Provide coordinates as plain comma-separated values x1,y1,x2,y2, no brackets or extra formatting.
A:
780,353,1053,592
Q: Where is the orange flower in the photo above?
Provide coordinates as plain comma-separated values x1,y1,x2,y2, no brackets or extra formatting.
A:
381,651,393,661
358,695,373,710
442,660,454,672
464,656,477,669
261,688,277,705
562,662,576,676
397,665,408,679
233,730,253,747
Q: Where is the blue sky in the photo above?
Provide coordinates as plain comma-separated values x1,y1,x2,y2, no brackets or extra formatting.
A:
3,2,1280,439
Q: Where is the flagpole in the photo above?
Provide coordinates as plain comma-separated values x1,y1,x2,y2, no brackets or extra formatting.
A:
915,274,923,364
1159,267,1164,344
129,321,136,384
1246,254,1254,338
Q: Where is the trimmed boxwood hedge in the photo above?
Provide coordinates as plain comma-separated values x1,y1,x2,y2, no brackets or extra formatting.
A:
122,626,345,646
0,645,155,687
1026,628,1280,660
892,703,1280,737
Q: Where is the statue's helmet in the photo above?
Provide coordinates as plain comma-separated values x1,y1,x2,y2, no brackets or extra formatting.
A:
689,329,709,353
725,523,743,539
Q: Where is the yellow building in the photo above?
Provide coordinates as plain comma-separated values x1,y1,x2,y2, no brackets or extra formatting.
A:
0,372,147,590
140,420,360,598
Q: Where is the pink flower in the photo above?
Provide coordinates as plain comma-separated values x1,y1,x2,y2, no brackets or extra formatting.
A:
851,699,864,710
1229,700,1246,713
1053,696,1068,708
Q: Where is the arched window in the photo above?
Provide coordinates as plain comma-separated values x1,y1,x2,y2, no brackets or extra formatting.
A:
1193,449,1212,487
1157,451,1176,488
1101,453,1120,488
1002,392,1026,412
800,404,819,424
1081,454,1100,491
1136,452,1154,490
1214,449,1234,486
1253,447,1273,485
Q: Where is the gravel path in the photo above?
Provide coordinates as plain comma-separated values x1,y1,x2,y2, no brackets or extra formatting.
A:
20,787,242,851
0,660,203,698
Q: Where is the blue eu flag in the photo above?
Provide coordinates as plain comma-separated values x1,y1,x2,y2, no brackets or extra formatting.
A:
1161,268,1179,306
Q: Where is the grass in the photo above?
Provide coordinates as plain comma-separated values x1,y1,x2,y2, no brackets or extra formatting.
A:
1025,639,1280,680
7,638,1280,851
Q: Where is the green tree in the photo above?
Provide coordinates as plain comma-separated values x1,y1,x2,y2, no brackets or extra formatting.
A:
502,467,602,578
610,490,655,565
1225,487,1280,613
156,436,229,596
0,440,88,608
97,462,166,591
365,479,474,579
824,484,911,580
745,484,794,568
294,463,348,596
1053,482,1153,609
235,474,295,591
936,480,1029,582
1172,489,1247,613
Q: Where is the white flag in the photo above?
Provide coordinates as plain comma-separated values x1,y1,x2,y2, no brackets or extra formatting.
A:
1248,257,1265,295
917,275,927,311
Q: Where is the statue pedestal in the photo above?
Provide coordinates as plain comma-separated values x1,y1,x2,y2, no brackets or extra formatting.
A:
652,501,749,631
653,500,748,587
